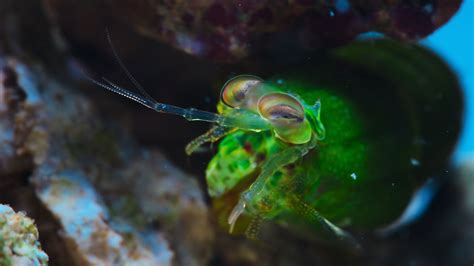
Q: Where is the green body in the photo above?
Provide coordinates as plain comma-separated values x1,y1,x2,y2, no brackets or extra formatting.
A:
205,40,463,237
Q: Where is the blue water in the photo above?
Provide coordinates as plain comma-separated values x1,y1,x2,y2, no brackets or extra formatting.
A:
423,0,474,163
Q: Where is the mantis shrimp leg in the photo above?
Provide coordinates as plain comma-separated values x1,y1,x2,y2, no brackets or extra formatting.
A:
281,172,360,249
286,194,360,249
228,139,316,232
185,126,237,155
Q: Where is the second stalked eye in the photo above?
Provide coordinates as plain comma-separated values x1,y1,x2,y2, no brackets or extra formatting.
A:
257,93,305,125
257,93,312,144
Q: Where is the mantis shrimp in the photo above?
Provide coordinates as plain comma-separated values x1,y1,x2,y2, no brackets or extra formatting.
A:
84,35,463,249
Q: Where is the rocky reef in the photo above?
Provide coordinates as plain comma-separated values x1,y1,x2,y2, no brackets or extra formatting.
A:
43,0,462,62
0,55,213,265
0,0,471,266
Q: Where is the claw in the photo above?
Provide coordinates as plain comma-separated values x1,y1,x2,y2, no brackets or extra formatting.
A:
228,200,246,233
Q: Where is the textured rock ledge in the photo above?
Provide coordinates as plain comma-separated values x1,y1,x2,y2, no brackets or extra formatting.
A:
0,57,214,265
43,0,462,62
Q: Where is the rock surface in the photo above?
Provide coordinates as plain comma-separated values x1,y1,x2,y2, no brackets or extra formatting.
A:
0,56,214,265
43,0,462,62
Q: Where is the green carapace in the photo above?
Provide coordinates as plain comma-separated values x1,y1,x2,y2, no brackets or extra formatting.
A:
88,40,463,247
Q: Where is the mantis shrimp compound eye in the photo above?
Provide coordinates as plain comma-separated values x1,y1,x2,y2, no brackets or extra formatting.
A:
258,93,312,144
221,75,268,110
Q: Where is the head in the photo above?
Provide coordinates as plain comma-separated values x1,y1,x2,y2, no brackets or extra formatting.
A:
221,75,326,144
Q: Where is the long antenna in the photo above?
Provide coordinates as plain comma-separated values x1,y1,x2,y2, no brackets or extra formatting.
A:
105,28,155,101
82,29,271,131
82,71,223,123
82,72,155,108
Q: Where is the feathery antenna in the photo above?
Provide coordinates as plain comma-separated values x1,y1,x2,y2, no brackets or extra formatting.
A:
82,29,271,131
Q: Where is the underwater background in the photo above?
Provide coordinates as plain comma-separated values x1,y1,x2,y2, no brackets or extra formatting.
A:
0,1,473,266
424,0,473,162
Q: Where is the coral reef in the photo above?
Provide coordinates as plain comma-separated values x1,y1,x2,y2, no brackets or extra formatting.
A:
1,2,215,264
0,56,214,265
0,204,48,266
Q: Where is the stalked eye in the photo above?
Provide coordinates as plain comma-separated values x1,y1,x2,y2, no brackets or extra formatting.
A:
221,75,263,108
257,93,312,144
258,93,305,126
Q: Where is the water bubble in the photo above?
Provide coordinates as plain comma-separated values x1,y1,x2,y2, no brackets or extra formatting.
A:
351,173,357,180
423,4,434,14
410,158,420,166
